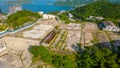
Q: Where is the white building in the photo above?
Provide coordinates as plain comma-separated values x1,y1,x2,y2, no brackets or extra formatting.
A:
101,21,120,32
68,13,73,18
43,14,56,19
9,5,22,14
38,11,44,15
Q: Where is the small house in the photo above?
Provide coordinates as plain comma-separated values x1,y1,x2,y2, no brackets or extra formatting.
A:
68,13,73,18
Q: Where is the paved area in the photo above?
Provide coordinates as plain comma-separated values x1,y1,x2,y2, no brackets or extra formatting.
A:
94,31,111,48
107,32,120,50
81,23,98,46
66,23,81,30
107,32,120,41
0,19,120,68
0,54,23,68
37,19,59,26
0,61,12,68
23,24,54,39
65,23,81,51
0,37,39,54
84,30,94,46
66,30,81,51
0,36,36,68
0,18,61,68
84,22,98,31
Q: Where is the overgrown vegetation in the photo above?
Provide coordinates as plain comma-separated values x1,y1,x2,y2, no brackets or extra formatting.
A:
55,0,120,25
0,24,7,31
56,30,68,48
30,45,120,68
30,46,77,68
6,10,42,30
71,0,120,25
57,12,70,24
78,46,120,68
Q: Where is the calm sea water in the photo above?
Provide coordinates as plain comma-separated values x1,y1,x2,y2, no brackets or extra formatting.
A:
0,0,72,13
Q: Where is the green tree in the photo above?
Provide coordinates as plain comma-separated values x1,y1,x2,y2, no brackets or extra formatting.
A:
6,10,41,30
30,46,78,68
78,46,119,68
71,0,120,25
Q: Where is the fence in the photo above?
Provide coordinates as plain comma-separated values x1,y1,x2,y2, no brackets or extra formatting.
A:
0,22,37,37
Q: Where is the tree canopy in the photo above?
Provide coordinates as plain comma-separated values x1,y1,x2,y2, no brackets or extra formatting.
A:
71,0,120,24
6,10,41,29
30,45,120,68
78,46,120,68
30,46,78,68
58,12,70,24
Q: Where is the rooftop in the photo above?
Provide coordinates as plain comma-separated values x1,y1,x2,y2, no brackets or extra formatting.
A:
103,21,116,27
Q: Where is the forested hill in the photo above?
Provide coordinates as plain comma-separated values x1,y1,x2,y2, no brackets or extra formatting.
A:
70,0,120,24
54,0,120,7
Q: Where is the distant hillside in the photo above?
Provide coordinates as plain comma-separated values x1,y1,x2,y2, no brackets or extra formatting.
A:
7,10,41,29
70,0,120,24
0,9,2,13
54,0,120,7
54,0,84,7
